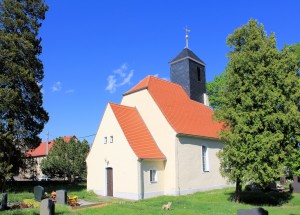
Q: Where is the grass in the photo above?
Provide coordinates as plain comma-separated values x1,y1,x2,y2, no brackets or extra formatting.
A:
1,182,300,214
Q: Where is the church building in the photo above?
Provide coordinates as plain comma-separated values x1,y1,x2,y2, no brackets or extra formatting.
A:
86,35,228,200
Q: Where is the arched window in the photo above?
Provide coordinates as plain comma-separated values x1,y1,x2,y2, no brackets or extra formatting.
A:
202,146,209,172
197,67,201,82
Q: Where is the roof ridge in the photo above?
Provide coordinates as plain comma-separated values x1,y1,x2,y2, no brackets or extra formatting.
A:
109,102,136,110
145,75,152,85
148,75,187,88
123,76,151,96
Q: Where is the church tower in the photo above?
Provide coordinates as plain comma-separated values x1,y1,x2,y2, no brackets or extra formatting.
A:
169,28,207,104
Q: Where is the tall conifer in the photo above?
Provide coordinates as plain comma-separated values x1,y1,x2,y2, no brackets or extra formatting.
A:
216,20,300,202
0,0,49,190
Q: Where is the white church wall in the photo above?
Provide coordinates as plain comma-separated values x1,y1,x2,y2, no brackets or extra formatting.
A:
176,136,229,195
142,160,165,198
121,90,179,195
86,104,139,198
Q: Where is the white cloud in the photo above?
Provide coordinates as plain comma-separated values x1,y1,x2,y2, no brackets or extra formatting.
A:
152,73,169,81
105,75,117,93
113,63,128,77
120,70,134,86
65,89,75,94
52,81,62,92
105,64,134,94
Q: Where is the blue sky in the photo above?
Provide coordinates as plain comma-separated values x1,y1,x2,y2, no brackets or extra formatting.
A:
39,0,300,143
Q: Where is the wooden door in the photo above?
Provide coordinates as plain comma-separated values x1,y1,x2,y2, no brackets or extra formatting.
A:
106,167,113,196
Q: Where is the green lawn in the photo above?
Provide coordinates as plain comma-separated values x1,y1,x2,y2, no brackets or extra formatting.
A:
1,182,300,214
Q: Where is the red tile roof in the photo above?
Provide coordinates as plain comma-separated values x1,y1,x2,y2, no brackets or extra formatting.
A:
123,76,150,94
109,103,166,159
125,76,223,139
27,136,76,157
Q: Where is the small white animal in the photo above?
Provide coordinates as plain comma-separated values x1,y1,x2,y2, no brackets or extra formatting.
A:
162,202,172,210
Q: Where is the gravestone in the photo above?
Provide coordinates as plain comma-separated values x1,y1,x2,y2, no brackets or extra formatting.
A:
0,193,7,210
292,176,300,193
280,176,286,185
34,185,45,202
40,198,55,215
56,190,67,204
269,181,276,190
238,207,268,215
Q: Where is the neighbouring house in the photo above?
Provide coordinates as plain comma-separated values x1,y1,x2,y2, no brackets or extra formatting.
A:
21,135,76,179
86,47,229,200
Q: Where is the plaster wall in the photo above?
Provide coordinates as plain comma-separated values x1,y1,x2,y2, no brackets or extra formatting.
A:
121,90,178,195
86,104,139,198
142,160,165,198
177,136,228,194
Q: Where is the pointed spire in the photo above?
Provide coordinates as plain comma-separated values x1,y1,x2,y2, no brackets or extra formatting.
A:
185,26,190,48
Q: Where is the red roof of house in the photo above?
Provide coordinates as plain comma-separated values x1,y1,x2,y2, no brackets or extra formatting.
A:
27,136,76,157
125,76,223,139
109,103,166,159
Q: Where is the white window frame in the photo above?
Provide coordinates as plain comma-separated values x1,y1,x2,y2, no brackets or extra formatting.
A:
150,169,157,183
104,137,107,144
202,146,210,172
110,136,113,143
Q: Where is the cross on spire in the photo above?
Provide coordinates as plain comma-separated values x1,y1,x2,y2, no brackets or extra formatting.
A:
185,26,190,48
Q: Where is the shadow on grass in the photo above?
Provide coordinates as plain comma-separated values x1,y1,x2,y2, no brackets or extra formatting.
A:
226,191,293,206
5,181,86,193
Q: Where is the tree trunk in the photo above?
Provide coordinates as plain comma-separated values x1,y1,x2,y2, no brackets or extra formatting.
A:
67,174,72,183
235,177,242,202
0,179,5,193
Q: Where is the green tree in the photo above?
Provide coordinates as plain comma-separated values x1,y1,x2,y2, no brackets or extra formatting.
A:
41,137,90,182
207,72,226,110
216,19,300,202
289,43,300,60
286,44,300,177
0,0,49,191
287,146,300,176
288,43,300,72
207,43,300,110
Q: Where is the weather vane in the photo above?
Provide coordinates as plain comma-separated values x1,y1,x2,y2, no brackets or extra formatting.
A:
185,26,190,48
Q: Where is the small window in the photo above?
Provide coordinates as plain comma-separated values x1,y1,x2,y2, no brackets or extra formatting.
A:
150,170,157,183
197,67,202,82
104,137,107,144
110,136,113,143
202,146,209,172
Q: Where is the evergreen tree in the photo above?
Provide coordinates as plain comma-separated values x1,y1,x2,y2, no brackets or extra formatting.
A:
207,72,226,110
289,43,300,61
0,0,49,191
288,43,300,72
41,137,90,181
207,43,300,110
216,20,300,202
287,146,300,177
